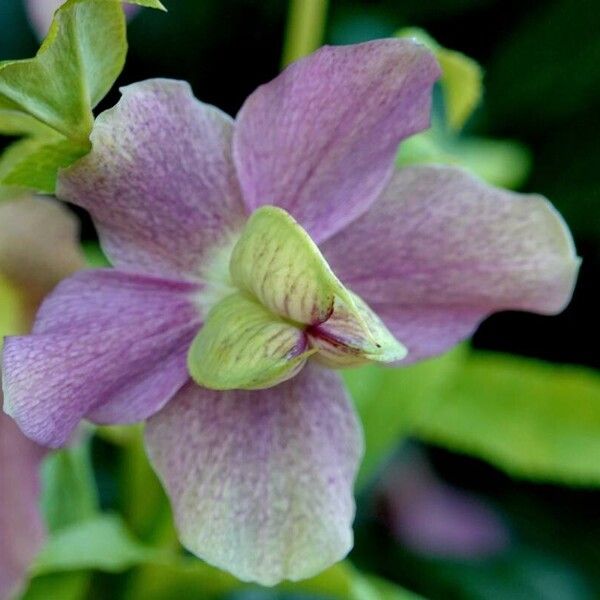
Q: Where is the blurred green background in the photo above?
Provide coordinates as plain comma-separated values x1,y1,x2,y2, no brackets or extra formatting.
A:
1,0,599,599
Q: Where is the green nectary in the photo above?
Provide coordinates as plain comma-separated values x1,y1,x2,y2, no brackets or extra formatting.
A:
187,206,407,390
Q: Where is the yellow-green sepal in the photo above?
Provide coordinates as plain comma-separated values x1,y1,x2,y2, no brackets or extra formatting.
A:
397,27,483,131
187,292,315,391
229,205,358,326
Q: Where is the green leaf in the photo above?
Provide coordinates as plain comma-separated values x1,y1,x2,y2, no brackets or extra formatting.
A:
21,572,90,600
81,241,111,268
33,514,161,575
438,136,531,189
126,0,167,8
397,27,483,131
0,0,126,139
437,48,483,131
0,0,135,192
0,109,51,135
412,352,600,485
348,347,600,486
188,292,315,390
2,135,89,193
352,572,423,600
40,439,99,532
123,559,421,600
344,346,466,488
111,424,178,545
394,28,530,189
398,125,532,189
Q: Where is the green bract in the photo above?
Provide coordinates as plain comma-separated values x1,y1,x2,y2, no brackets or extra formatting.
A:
188,206,406,390
397,27,483,131
0,0,163,193
395,28,531,189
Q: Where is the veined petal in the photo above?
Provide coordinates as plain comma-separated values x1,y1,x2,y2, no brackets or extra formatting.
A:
0,407,45,600
370,305,485,365
187,293,312,391
145,364,363,586
57,79,247,282
229,206,355,325
2,270,201,447
308,292,407,368
234,39,440,243
322,165,580,362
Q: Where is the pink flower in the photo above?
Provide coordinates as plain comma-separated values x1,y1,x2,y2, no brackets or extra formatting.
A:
1,40,579,585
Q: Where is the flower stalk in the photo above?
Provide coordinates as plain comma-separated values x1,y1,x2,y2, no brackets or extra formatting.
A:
281,0,329,66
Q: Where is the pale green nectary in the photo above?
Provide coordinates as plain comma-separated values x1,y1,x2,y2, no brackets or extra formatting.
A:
187,292,315,391
230,205,354,325
187,205,407,390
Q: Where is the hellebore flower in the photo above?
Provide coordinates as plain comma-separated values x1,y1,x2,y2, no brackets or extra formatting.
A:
1,40,579,585
0,197,84,600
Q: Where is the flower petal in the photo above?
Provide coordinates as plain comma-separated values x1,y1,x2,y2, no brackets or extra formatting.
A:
369,305,484,364
0,408,45,600
145,363,363,586
188,292,313,390
234,39,440,243
57,79,247,281
322,165,580,361
2,269,201,447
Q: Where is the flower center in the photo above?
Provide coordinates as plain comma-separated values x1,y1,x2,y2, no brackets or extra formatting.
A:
189,206,406,390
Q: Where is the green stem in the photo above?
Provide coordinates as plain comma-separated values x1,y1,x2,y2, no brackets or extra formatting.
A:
281,0,329,67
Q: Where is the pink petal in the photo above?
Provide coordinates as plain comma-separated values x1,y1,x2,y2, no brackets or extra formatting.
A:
322,165,579,362
145,363,363,586
0,407,45,599
234,40,439,243
57,79,248,282
370,305,485,364
2,270,201,447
